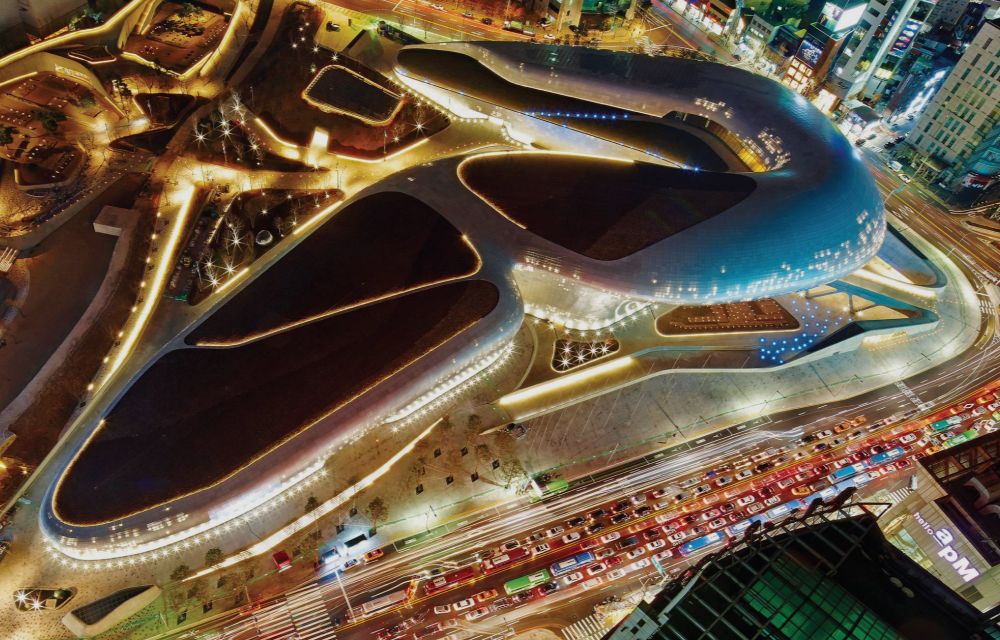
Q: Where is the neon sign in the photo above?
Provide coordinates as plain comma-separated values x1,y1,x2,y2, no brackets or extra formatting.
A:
914,512,981,582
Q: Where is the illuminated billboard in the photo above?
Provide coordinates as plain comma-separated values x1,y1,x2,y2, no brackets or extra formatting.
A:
821,2,866,32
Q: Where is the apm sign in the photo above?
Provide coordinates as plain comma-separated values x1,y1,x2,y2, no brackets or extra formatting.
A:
914,512,981,582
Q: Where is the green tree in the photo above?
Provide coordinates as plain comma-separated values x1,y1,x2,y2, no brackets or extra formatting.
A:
466,413,484,442
204,548,224,568
165,586,188,613
170,564,191,582
365,497,389,533
32,109,66,133
187,577,210,604
0,126,16,146
222,557,255,599
475,443,493,472
493,429,517,461
76,94,96,110
292,528,322,563
305,495,320,514
496,459,527,488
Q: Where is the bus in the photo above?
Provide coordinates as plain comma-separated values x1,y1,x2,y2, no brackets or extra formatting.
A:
766,500,805,522
549,551,596,577
529,478,570,503
929,419,953,432
482,547,531,574
424,567,475,596
868,447,904,466
677,531,726,557
350,584,415,619
504,569,551,594
826,462,868,484
944,429,978,449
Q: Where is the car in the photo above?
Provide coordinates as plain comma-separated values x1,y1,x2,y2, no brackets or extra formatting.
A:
720,502,736,513
544,33,556,40
755,462,774,473
679,477,701,488
652,550,673,563
884,141,896,149
454,598,476,611
611,512,631,524
582,576,604,589
545,526,565,538
532,543,551,555
794,473,812,482
587,562,607,575
581,539,599,551
728,512,744,522
434,605,452,615
813,443,829,451
644,528,662,540
586,522,605,535
817,430,834,439
793,451,809,460
562,532,582,544
635,505,653,517
655,513,675,525
715,475,733,487
588,509,608,521
723,487,742,500
326,22,340,31
870,445,885,455
626,547,646,560
596,548,615,559
431,3,446,9
847,431,864,441
342,558,360,571
764,496,782,506
896,458,913,470
646,539,667,551
511,592,531,604
735,470,753,481
476,590,497,602
608,568,627,580
831,438,846,447
630,558,652,571
364,548,384,562
867,471,882,481
601,532,621,544
737,495,755,506
900,433,917,444
683,513,699,523
898,173,911,183
462,10,474,17
673,491,692,503
498,540,521,553
694,484,712,495
535,582,558,597
709,518,727,529
526,531,547,543
800,434,818,444
491,597,513,611
668,531,687,544
566,517,586,528
563,571,585,585
702,494,720,506
747,503,764,514
481,17,493,24
466,607,491,621
855,138,866,146
611,501,631,512
606,555,625,567
622,536,639,547
630,493,648,504
759,486,774,498
650,488,669,499
691,525,709,536
701,508,721,521
792,486,811,496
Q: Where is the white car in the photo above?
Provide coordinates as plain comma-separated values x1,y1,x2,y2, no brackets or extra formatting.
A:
600,532,621,544
652,550,673,562
582,577,604,589
431,3,446,9
454,598,476,611
434,605,452,615
646,539,666,551
900,433,917,444
734,470,753,481
764,496,781,506
867,471,883,480
561,532,581,544
747,503,764,514
466,607,491,621
608,568,627,580
545,526,565,538
497,540,521,553
544,33,556,40
626,548,646,560
587,562,607,575
563,571,585,585
736,495,755,506
898,173,911,183
532,543,551,555
709,518,727,530
630,558,651,571
667,531,687,544
817,430,834,439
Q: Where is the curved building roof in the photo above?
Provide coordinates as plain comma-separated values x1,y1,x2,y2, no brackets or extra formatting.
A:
396,42,885,304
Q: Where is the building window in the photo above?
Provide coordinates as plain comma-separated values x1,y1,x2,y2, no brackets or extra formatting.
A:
916,134,924,144
959,124,967,135
987,62,994,75
962,68,972,80
974,76,984,89
987,38,994,50
973,53,982,66
934,108,942,120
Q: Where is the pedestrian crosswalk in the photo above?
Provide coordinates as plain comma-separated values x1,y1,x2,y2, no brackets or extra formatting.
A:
286,583,338,640
253,602,296,639
562,614,610,640
870,487,913,509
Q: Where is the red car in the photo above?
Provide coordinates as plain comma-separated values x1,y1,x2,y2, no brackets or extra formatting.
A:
605,555,625,567
272,550,292,572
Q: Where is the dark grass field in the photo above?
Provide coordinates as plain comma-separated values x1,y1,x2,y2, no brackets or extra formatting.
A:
187,191,480,344
460,154,755,260
54,279,499,525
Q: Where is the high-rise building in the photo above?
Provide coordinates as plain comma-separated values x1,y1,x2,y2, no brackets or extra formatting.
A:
905,19,1000,190
604,495,1000,640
